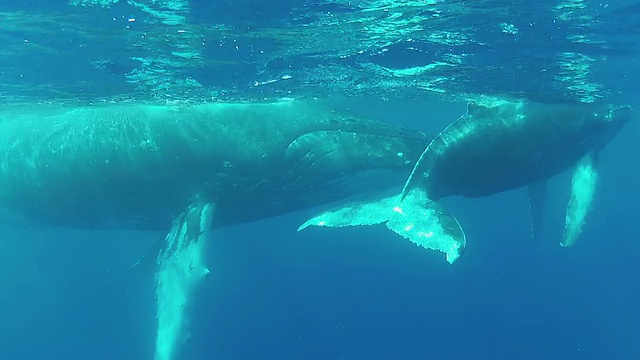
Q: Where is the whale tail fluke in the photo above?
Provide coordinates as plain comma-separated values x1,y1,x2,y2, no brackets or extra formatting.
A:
154,201,214,360
299,187,466,264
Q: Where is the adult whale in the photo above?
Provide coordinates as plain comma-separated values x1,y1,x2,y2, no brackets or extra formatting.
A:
0,99,429,360
300,97,633,263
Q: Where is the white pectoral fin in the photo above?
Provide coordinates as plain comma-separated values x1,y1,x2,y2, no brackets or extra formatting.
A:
299,188,466,264
562,153,598,247
155,201,215,360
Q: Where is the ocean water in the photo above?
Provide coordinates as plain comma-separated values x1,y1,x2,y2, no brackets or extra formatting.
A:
1,1,640,360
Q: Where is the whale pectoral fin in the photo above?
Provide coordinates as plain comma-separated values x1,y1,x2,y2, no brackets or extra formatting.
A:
155,201,215,360
528,180,548,240
562,153,598,247
299,188,466,264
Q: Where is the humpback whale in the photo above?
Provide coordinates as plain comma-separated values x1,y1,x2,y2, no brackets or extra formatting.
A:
300,97,632,263
0,100,429,360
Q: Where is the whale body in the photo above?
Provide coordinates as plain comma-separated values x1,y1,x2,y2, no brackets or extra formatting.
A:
0,99,429,360
0,100,427,229
301,97,632,263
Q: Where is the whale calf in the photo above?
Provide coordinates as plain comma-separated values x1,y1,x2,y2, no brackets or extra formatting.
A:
0,100,429,360
301,97,632,263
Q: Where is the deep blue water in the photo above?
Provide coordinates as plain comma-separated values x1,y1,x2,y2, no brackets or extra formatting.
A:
1,1,640,360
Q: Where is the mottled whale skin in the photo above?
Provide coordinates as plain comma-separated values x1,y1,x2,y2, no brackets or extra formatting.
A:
301,97,632,263
0,100,427,230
